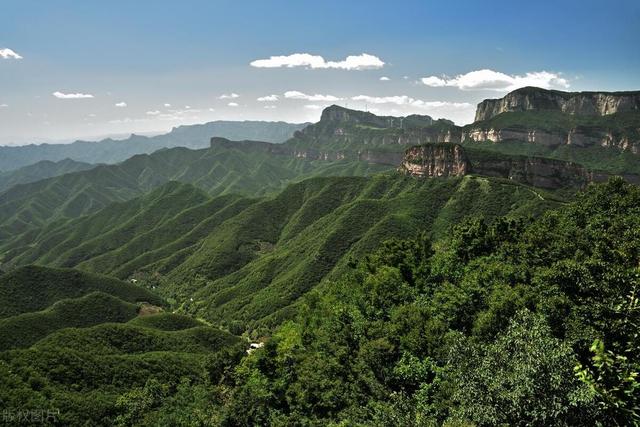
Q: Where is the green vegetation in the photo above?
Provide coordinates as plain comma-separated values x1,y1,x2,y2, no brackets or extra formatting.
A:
0,292,139,350
0,268,244,426
0,102,639,425
217,178,640,426
0,174,557,335
1,179,634,425
469,110,640,136
0,142,390,246
0,120,308,171
128,313,206,331
0,158,95,192
463,138,640,175
0,265,162,318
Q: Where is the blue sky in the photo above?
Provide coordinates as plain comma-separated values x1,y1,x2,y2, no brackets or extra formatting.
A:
0,0,638,144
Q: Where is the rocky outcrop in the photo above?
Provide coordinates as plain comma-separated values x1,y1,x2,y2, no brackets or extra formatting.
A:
399,143,634,189
210,136,403,165
293,105,461,148
401,145,469,177
475,87,640,121
461,127,639,153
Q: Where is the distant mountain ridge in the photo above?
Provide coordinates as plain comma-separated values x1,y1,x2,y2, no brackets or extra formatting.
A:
0,120,309,171
0,158,95,192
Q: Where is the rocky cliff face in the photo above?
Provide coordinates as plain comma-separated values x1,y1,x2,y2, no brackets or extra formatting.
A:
400,143,615,189
475,87,640,121
293,105,460,148
400,145,469,177
462,126,639,153
210,136,403,165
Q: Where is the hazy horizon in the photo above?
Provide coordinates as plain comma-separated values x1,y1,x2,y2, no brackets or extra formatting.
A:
2,0,639,146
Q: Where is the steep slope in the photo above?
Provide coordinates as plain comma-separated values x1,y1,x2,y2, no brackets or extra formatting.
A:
0,182,257,274
0,172,559,334
0,142,389,245
284,104,460,157
159,174,559,332
465,88,640,155
0,120,309,171
399,143,639,189
0,158,95,192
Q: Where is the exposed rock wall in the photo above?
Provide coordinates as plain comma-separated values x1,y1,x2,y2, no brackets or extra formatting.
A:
210,137,403,165
475,87,640,121
399,143,628,189
400,145,469,177
461,127,639,153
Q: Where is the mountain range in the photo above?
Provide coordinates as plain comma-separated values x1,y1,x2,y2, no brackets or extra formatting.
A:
1,86,639,425
0,120,309,171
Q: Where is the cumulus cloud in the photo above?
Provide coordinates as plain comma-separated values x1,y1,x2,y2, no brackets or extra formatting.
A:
0,48,22,59
284,91,342,102
379,76,391,81
421,76,447,87
228,102,239,107
146,110,161,115
250,53,384,70
420,69,569,91
264,105,277,109
351,95,472,109
304,105,325,110
115,102,127,107
257,94,279,102
164,103,171,107
219,93,239,99
52,91,94,99
0,104,7,108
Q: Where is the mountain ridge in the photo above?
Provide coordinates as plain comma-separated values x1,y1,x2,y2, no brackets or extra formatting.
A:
0,120,309,171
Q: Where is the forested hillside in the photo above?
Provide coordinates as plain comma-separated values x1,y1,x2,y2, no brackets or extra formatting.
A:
1,179,637,425
1,174,560,333
1,96,639,426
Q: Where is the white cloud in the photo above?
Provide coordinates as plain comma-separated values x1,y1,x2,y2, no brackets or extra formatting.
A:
304,104,325,110
250,53,384,70
115,102,127,107
421,69,570,91
257,94,279,102
52,91,94,99
0,48,22,59
184,105,191,109
219,93,239,99
379,76,390,81
420,76,447,87
164,103,172,107
351,95,472,109
284,90,342,102
146,110,161,115
228,102,239,107
264,105,277,109
0,104,7,108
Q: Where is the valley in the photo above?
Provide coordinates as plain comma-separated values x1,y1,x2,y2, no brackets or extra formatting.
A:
1,87,639,425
